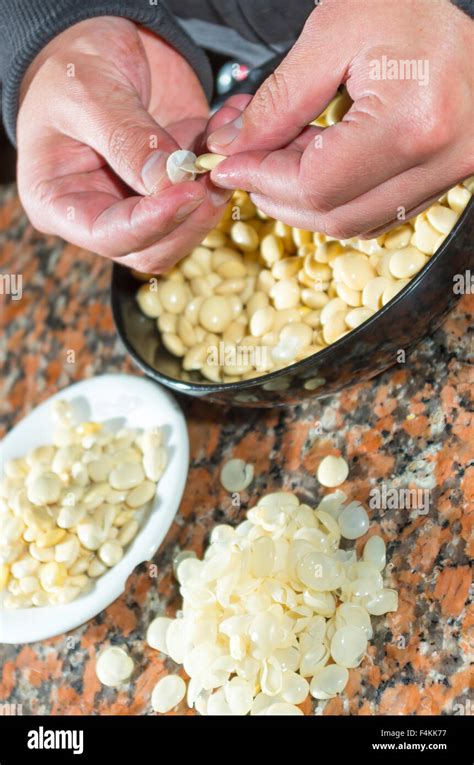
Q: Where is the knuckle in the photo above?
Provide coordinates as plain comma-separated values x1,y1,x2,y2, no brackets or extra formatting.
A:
304,185,335,215
106,120,149,174
252,68,291,119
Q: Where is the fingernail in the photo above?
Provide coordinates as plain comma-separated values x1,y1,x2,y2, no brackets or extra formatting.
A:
141,150,168,194
175,196,205,222
208,115,243,148
208,186,233,207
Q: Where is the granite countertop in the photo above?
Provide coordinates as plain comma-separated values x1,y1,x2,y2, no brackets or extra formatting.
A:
0,183,472,716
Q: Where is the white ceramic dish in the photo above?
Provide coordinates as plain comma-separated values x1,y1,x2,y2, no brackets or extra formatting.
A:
0,374,189,644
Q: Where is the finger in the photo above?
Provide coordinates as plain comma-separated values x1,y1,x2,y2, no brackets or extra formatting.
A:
32,169,206,257
202,96,252,151
61,76,181,196
250,165,453,239
211,98,418,213
118,175,233,272
207,9,349,153
360,188,453,239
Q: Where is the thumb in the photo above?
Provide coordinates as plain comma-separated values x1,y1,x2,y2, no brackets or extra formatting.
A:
69,85,180,196
207,8,353,154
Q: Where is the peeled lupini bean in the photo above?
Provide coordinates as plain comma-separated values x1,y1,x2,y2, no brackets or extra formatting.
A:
0,399,166,608
144,459,398,715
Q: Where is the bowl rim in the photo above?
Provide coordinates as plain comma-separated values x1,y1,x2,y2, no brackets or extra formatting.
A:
111,196,473,393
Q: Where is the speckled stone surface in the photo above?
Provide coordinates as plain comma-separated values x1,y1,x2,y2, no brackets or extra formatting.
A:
0,184,472,716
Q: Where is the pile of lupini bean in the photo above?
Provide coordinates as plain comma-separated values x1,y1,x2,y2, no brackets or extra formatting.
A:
0,400,166,608
134,90,472,384
144,484,397,715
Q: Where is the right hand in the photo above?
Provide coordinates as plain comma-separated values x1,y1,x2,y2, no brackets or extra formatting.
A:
17,17,231,273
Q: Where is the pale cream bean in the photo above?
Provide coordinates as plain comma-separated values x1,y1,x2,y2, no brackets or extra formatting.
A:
447,185,471,214
88,557,107,578
231,222,259,252
136,284,162,318
184,296,204,326
239,276,257,304
215,277,246,295
87,455,114,483
11,555,39,578
69,556,91,576
383,224,412,250
39,561,68,591
250,307,275,337
190,277,213,298
317,456,349,488
191,246,212,273
246,291,269,318
109,462,144,491
273,309,301,333
303,255,332,283
345,306,375,329
223,322,246,345
334,252,375,291
260,234,284,266
29,543,55,562
143,446,167,482
157,313,177,334
302,310,321,329
99,540,124,567
54,535,80,566
334,281,361,307
200,364,222,382
202,228,227,248
270,279,300,310
292,228,312,247
320,297,347,326
194,152,227,171
427,204,459,234
389,247,427,279
158,281,187,314
362,277,393,310
96,646,134,687
376,251,393,279
272,257,301,281
301,289,329,309
36,528,66,549
113,510,134,528
162,332,187,358
117,519,139,546
176,317,197,348
257,269,276,295
322,312,348,344
76,522,104,551
57,505,86,529
27,444,55,467
180,257,203,280
126,480,156,509
381,279,410,305
206,273,222,290
199,296,233,333
216,258,247,279
228,295,243,320
411,220,440,255
27,473,61,506
182,343,209,371
280,322,312,353
211,246,239,269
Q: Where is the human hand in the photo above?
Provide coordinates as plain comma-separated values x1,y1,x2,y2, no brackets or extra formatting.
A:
208,0,474,238
17,17,230,272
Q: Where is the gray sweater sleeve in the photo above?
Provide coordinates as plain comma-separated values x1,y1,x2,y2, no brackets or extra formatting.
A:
0,0,214,145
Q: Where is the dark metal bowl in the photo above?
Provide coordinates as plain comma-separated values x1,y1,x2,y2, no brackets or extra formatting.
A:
111,59,473,407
